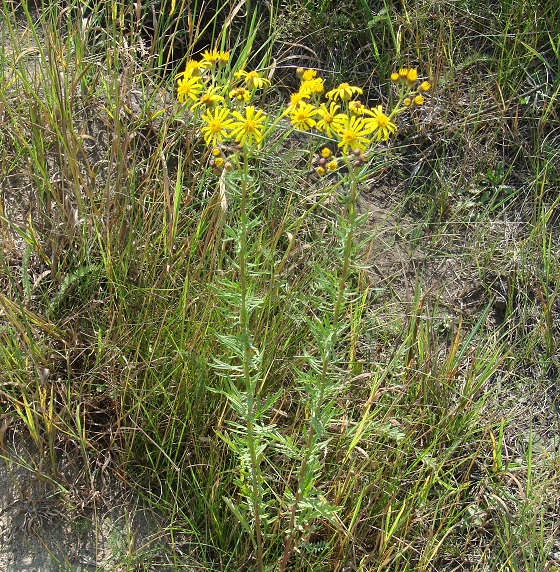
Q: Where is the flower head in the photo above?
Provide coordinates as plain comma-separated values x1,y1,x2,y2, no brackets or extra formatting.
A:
285,90,311,113
326,82,363,102
315,102,347,137
229,105,267,147
418,81,431,93
333,115,372,153
180,59,204,78
217,51,230,67
200,50,221,69
201,106,235,147
301,69,317,81
177,74,203,104
327,159,338,172
406,68,418,83
290,102,317,131
191,85,225,110
229,87,252,102
413,95,425,106
195,50,229,71
349,100,366,115
300,77,324,95
365,105,397,141
235,70,271,90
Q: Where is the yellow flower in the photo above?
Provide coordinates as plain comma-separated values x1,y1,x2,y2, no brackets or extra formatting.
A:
217,51,230,67
301,69,317,81
229,105,267,147
200,50,229,69
177,75,203,104
315,102,346,137
321,147,332,158
404,97,412,107
296,67,305,79
390,72,399,82
333,115,372,153
201,106,234,147
413,95,425,106
191,85,225,110
300,77,324,95
366,105,397,141
406,68,418,83
290,102,317,131
179,59,203,78
214,157,224,168
326,82,363,101
316,166,326,176
229,87,252,102
349,100,366,115
327,160,338,172
286,90,311,112
234,70,271,90
398,68,409,80
200,50,221,68
212,147,222,157
418,81,431,93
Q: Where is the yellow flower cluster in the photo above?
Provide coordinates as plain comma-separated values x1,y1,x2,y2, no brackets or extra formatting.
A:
287,68,428,174
287,70,397,154
176,52,271,153
391,67,431,108
176,56,430,176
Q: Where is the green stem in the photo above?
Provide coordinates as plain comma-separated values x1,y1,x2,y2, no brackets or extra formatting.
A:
280,167,359,571
239,150,264,572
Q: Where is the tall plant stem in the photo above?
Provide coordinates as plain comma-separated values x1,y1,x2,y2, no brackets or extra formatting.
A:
280,171,359,571
239,151,264,572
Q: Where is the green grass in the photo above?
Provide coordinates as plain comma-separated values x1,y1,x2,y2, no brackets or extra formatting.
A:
1,0,559,570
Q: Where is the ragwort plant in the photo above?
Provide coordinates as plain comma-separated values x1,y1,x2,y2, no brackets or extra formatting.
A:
175,53,431,569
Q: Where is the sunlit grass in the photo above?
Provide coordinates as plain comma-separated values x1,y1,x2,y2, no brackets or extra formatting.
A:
0,0,559,570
